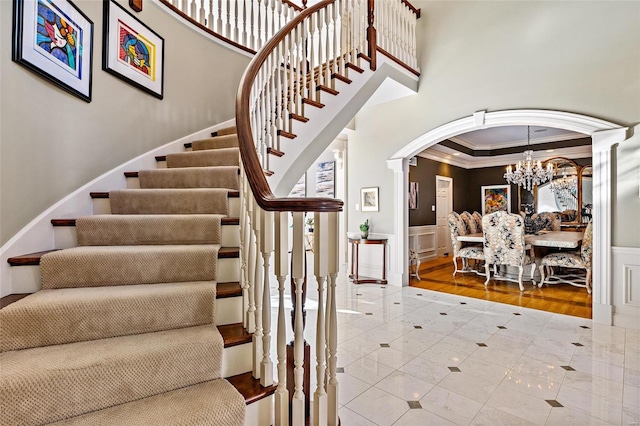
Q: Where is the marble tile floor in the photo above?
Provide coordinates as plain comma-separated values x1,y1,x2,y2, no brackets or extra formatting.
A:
269,270,640,425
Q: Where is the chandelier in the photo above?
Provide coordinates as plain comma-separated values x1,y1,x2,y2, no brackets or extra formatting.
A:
549,170,577,194
503,126,555,191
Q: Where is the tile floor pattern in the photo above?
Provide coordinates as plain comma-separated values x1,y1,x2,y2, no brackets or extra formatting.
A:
320,276,640,425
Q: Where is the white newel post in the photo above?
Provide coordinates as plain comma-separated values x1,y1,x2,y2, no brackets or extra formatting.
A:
291,212,306,426
274,212,289,426
260,209,274,386
313,212,328,426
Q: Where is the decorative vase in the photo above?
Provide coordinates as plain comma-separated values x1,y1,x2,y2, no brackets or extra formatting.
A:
361,230,368,239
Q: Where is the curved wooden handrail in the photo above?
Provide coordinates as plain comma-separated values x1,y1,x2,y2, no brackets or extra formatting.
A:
401,0,421,18
236,0,343,213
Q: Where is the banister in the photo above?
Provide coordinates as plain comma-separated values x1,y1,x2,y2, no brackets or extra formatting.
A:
401,0,421,18
236,0,344,213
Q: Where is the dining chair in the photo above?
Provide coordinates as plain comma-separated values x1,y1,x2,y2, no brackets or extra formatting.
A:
482,211,536,291
409,249,421,281
531,211,561,232
447,212,485,276
472,211,483,232
460,211,480,234
538,220,593,293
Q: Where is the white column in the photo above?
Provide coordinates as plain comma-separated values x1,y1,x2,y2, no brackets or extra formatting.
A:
591,127,628,324
386,157,409,286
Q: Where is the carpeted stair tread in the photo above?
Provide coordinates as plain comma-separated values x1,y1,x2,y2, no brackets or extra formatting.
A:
41,245,220,289
192,134,239,151
0,282,217,352
166,147,239,168
0,325,224,425
109,188,229,215
138,166,239,190
76,214,223,246
50,378,245,426
213,126,237,136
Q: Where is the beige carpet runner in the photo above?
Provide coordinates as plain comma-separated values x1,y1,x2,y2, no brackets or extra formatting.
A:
0,130,246,425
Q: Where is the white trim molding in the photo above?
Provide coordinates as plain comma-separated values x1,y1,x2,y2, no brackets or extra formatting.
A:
611,246,640,330
388,109,629,324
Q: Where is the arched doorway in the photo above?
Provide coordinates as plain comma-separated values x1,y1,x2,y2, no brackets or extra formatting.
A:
387,109,628,325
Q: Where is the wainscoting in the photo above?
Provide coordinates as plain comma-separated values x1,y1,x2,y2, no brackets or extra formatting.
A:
409,225,437,263
612,246,640,330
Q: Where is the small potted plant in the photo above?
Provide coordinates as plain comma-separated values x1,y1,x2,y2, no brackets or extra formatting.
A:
306,217,314,233
359,219,369,239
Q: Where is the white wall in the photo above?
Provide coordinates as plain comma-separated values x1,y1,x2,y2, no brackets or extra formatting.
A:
0,0,251,244
347,1,640,248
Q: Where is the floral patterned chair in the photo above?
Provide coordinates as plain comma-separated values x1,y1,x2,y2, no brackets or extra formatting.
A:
447,212,485,276
482,211,536,291
530,211,561,232
460,211,480,234
538,220,593,293
409,249,421,281
472,211,483,232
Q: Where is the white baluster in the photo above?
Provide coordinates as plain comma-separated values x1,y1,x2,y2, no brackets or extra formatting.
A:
242,0,248,46
234,0,239,44
198,0,205,24
291,212,306,426
240,167,249,329
274,212,290,426
308,12,317,101
208,0,214,29
323,6,331,88
246,193,256,334
257,0,263,49
189,0,196,20
226,0,231,38
313,212,329,426
181,0,188,14
326,212,339,426
216,0,223,34
252,199,264,379
260,209,274,386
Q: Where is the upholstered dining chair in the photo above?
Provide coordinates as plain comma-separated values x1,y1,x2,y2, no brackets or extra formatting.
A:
482,211,536,291
447,212,485,276
460,211,480,234
531,211,561,232
472,211,483,232
538,220,593,293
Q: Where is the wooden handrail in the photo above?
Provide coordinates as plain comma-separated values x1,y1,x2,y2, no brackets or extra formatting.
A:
401,0,421,18
282,0,304,12
236,0,343,213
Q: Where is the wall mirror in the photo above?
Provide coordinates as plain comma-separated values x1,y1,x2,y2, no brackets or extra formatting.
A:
518,157,590,226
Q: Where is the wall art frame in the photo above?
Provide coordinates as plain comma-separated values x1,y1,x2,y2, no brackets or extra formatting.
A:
316,161,335,198
481,184,511,215
103,0,164,99
361,187,379,212
12,0,94,102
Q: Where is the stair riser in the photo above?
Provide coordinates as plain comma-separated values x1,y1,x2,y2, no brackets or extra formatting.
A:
215,295,242,325
92,197,240,216
245,394,274,426
53,224,239,249
10,257,239,298
217,257,240,283
222,342,252,378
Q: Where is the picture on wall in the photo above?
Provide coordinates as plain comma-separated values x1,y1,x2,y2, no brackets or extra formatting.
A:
289,173,306,198
409,181,419,209
103,0,164,99
316,161,335,198
482,185,511,215
361,187,379,212
12,0,94,102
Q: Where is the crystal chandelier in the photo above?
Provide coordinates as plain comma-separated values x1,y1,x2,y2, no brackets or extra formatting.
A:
503,126,555,191
549,170,577,194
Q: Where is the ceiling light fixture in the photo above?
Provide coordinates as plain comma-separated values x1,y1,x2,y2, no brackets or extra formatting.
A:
504,126,555,191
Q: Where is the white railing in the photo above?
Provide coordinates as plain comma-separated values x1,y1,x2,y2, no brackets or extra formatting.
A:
375,0,420,71
167,0,302,51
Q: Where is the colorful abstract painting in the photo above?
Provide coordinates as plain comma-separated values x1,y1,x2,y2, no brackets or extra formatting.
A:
482,185,511,215
117,20,156,80
13,0,93,101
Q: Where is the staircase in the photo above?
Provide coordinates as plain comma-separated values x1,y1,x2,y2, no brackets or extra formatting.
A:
1,129,267,425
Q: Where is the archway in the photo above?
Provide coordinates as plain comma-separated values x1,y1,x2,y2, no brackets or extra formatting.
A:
387,109,628,325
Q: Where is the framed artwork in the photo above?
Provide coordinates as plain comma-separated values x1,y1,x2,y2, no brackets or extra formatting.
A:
482,185,511,215
103,0,164,99
289,173,306,198
316,161,335,198
409,181,418,209
361,187,379,212
12,0,94,102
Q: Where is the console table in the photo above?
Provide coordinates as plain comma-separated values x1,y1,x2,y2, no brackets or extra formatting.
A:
348,237,388,284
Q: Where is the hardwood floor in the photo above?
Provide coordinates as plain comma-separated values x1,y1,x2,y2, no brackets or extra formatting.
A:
411,256,592,319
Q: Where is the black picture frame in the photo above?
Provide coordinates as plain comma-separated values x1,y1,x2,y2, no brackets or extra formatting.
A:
12,0,94,102
103,0,164,99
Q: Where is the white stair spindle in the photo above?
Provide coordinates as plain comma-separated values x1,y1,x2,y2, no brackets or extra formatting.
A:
252,199,264,379
260,209,274,387
274,212,290,426
313,212,329,426
326,211,339,426
216,0,223,34
207,0,214,29
240,168,249,329
291,212,306,426
226,0,231,38
246,193,256,334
